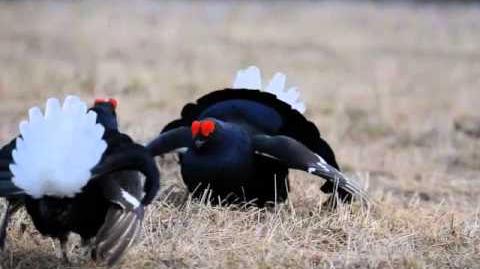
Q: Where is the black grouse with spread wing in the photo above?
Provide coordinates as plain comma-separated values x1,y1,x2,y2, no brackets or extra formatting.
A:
148,66,368,207
0,97,159,266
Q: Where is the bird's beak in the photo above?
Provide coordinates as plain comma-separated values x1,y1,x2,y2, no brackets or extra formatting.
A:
194,139,206,148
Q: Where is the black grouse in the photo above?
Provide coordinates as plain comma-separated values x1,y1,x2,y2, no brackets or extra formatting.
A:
0,96,160,266
148,66,368,207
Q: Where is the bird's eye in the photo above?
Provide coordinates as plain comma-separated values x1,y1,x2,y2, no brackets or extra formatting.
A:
191,121,201,137
200,120,215,137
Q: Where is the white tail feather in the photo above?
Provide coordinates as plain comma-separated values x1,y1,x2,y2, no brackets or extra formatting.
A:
232,66,306,113
9,96,107,198
232,66,262,89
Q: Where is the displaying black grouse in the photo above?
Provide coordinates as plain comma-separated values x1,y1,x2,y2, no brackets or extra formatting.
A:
148,66,369,207
0,96,160,266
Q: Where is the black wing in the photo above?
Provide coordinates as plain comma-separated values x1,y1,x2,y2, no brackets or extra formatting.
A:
91,131,160,266
253,135,370,206
147,126,192,157
91,131,160,205
94,206,143,266
93,171,144,266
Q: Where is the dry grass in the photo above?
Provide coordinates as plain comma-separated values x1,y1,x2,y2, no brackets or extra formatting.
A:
0,0,480,268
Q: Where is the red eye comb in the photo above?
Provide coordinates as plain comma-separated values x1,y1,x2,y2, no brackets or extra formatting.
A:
201,120,215,137
191,120,216,137
94,98,118,109
191,121,201,137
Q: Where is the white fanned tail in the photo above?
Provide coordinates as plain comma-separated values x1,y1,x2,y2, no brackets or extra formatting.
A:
232,66,306,113
9,96,107,198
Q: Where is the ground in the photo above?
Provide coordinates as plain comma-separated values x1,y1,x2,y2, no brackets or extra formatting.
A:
0,1,479,268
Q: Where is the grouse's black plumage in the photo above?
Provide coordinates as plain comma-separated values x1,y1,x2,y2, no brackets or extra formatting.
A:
149,88,368,207
0,100,160,266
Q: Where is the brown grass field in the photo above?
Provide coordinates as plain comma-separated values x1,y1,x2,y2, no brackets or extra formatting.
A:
0,0,479,268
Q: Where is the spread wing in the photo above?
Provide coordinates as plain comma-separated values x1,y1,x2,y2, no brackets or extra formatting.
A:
93,171,144,266
147,126,192,157
253,135,370,206
90,134,160,266
91,135,160,205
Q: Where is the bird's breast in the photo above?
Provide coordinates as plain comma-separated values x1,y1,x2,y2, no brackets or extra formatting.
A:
181,148,255,188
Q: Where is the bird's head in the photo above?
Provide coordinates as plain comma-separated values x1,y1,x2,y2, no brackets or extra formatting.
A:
91,98,119,130
189,118,249,152
191,118,223,150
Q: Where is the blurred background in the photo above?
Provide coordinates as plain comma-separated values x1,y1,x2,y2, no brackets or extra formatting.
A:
1,0,479,183
0,0,479,268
